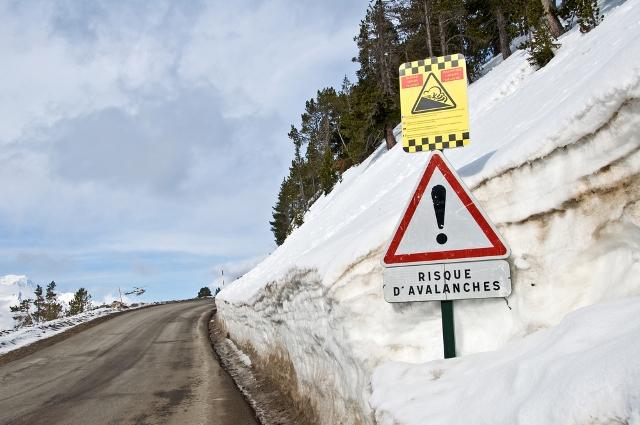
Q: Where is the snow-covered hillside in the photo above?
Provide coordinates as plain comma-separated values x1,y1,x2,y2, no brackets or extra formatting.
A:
217,1,640,424
0,275,34,331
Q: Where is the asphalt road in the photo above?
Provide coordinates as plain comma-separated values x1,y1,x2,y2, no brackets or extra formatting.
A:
0,300,258,425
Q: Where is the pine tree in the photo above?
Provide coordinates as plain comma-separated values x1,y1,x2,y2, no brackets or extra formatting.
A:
270,177,297,245
10,299,33,328
491,0,512,59
33,285,45,323
540,0,565,37
462,0,502,78
558,0,602,33
67,288,91,316
197,287,212,298
44,281,63,321
337,78,381,164
576,0,602,33
268,0,605,244
319,143,338,195
355,0,401,150
394,0,436,61
269,86,349,245
527,21,560,68
432,0,466,57
523,0,560,68
315,89,341,194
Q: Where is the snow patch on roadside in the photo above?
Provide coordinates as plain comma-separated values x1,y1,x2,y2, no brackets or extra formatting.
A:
0,304,147,355
0,307,116,354
209,314,311,425
226,337,252,367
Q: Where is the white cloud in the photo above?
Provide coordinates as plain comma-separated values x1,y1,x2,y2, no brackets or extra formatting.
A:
178,0,360,118
209,255,268,290
0,0,366,299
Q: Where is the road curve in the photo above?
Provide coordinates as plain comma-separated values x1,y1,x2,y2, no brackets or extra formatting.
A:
0,300,258,425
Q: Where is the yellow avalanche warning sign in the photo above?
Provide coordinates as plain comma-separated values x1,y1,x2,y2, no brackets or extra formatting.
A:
399,54,470,153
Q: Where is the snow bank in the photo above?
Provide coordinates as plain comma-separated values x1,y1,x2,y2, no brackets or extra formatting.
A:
217,1,640,423
371,297,640,425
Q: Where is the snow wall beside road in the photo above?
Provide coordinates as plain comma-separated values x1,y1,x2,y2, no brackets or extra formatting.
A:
217,2,640,424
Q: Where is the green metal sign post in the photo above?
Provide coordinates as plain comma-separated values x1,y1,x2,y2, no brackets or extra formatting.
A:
440,300,456,358
438,149,456,359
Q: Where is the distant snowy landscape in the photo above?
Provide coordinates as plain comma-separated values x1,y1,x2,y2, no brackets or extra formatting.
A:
0,275,36,331
0,274,145,355
0,304,125,355
216,0,640,424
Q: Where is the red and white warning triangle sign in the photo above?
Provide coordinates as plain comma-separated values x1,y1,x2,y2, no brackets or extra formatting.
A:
383,151,509,267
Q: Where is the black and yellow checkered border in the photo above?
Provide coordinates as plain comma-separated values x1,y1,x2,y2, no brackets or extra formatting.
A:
403,131,470,153
399,54,465,76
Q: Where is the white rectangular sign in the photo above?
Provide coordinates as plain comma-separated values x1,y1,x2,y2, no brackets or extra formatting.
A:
383,260,511,302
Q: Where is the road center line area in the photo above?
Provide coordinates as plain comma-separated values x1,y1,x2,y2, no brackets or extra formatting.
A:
0,300,258,425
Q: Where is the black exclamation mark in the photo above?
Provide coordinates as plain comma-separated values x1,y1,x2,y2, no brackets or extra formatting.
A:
431,185,447,245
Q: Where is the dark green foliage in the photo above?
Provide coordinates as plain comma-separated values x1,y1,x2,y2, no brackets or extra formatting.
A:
10,281,80,327
270,181,297,247
354,0,401,150
319,146,337,196
519,0,560,68
10,299,33,329
67,288,91,316
270,87,348,244
559,0,602,33
33,285,45,323
525,19,560,68
577,0,602,33
44,281,63,321
197,287,212,298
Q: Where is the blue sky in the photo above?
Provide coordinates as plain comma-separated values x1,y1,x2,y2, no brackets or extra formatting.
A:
0,0,367,303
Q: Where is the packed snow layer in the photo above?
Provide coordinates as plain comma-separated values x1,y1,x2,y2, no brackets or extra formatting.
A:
371,297,640,425
217,1,640,424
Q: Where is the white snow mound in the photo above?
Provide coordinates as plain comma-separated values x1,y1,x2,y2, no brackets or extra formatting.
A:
371,297,640,425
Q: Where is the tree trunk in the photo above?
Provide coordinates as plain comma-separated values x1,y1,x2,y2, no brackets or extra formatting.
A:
423,0,434,57
494,5,511,59
541,0,564,38
438,14,447,55
384,122,396,150
375,10,393,97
